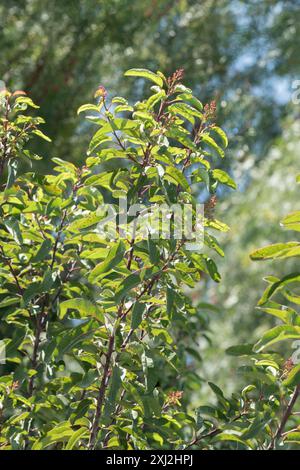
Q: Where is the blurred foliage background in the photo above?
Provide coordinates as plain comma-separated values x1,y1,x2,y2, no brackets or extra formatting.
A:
1,0,300,401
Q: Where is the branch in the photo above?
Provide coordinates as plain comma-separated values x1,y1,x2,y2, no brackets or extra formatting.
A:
50,209,67,270
103,101,139,165
28,294,48,396
50,259,78,306
0,96,10,178
88,240,184,449
87,82,195,448
102,388,126,448
186,412,247,449
88,330,116,450
0,246,23,295
268,384,300,449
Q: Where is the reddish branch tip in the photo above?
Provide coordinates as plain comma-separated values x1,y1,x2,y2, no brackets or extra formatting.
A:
204,100,217,119
167,390,183,405
94,85,107,99
12,90,27,97
167,68,185,90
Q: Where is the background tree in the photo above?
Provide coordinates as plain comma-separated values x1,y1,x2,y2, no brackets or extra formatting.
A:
1,0,300,449
200,112,300,395
1,0,299,168
0,69,233,449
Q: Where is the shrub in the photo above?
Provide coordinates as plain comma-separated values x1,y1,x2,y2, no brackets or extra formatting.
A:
0,69,232,449
195,177,300,450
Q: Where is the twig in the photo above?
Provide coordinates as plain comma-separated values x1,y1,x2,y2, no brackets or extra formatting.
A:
50,260,78,306
268,384,300,449
34,214,46,240
87,78,193,448
50,209,67,270
28,295,48,396
88,331,115,449
103,101,139,165
102,389,126,448
0,246,23,295
186,412,246,449
0,96,10,178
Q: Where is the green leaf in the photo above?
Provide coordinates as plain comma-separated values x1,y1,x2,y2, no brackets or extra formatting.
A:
22,150,43,161
132,110,155,123
208,382,225,398
112,96,128,105
68,213,103,233
250,242,300,260
77,103,101,115
177,93,203,111
166,286,175,316
32,129,52,142
205,257,221,282
169,103,202,124
226,344,254,356
59,298,104,322
283,364,300,387
88,240,125,282
281,211,300,231
166,128,198,151
141,350,156,392
115,273,141,303
31,238,52,263
151,327,173,344
212,169,236,189
201,134,225,158
146,91,165,109
204,233,224,257
258,272,300,305
124,68,163,87
103,366,122,422
3,218,23,244
164,166,190,192
88,127,112,153
114,104,134,113
32,422,73,450
0,296,20,308
242,417,266,440
254,325,300,352
206,218,229,232
65,427,88,450
211,126,228,148
257,301,296,323
131,301,146,329
148,238,160,264
15,96,39,109
284,432,300,443
6,159,18,190
211,433,249,447
52,157,77,172
41,268,57,291
283,289,300,305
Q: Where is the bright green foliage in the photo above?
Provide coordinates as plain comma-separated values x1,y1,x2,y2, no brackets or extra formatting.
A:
191,174,300,450
2,1,299,168
0,69,231,449
0,89,50,183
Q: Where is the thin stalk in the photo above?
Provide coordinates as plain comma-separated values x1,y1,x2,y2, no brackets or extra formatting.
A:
268,384,300,449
